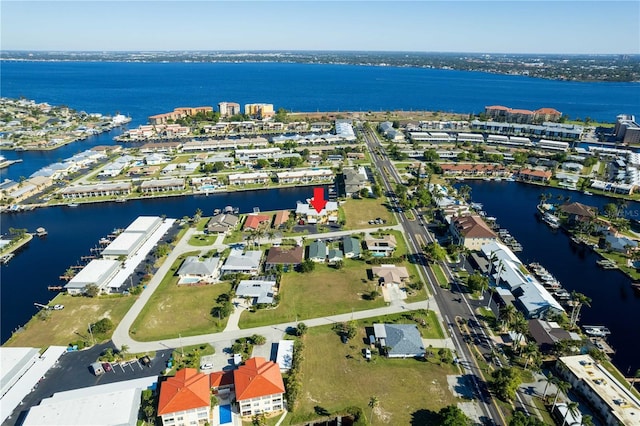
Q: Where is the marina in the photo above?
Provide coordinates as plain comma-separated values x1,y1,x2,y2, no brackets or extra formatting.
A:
497,228,523,252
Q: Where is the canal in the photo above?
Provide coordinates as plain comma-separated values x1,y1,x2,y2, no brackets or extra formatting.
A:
461,180,640,375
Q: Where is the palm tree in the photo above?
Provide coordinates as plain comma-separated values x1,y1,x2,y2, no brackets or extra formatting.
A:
562,401,580,426
120,344,129,360
523,342,540,370
368,396,379,425
500,304,517,332
539,372,556,399
512,312,528,351
581,414,594,426
569,291,592,328
552,379,572,407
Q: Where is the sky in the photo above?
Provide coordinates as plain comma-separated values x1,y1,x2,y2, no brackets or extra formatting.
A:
1,1,639,54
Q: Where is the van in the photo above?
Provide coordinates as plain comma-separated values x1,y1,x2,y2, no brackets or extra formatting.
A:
90,362,105,376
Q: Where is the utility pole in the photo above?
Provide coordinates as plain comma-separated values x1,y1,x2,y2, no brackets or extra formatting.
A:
179,333,184,357
88,323,94,345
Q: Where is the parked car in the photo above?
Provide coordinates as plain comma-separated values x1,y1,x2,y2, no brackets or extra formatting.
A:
139,355,152,367
102,362,113,372
52,304,64,310
200,363,213,370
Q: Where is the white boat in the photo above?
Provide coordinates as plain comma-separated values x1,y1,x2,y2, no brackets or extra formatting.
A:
583,325,611,337
583,191,593,195
67,203,79,207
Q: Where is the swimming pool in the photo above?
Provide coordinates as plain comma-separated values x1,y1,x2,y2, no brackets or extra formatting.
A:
200,184,216,191
219,404,232,424
179,277,201,284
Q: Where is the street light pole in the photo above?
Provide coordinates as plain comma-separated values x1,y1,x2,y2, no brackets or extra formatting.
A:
88,323,94,345
179,333,184,357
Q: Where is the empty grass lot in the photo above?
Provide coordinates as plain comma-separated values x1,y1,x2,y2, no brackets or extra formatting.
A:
285,324,459,425
238,260,385,329
3,293,136,348
188,234,217,246
341,198,396,229
130,252,232,341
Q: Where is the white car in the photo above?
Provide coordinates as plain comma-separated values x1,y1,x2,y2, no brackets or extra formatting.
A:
200,363,213,370
52,304,64,310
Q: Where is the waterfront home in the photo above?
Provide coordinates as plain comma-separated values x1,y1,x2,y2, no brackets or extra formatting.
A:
265,246,304,272
371,264,409,286
527,319,581,353
603,232,638,254
228,172,270,186
556,355,640,426
144,153,169,165
342,167,369,197
59,182,132,199
243,214,272,231
234,357,285,417
450,215,498,251
373,323,425,358
148,106,213,125
558,202,597,225
102,216,164,260
295,200,339,224
515,168,552,183
206,213,239,234
307,240,327,262
140,178,185,193
220,248,262,276
236,277,277,305
364,234,397,257
342,236,361,259
439,163,509,178
176,256,220,284
64,259,120,295
6,176,53,202
140,141,183,153
480,241,564,319
157,368,211,426
272,210,290,229
275,168,333,184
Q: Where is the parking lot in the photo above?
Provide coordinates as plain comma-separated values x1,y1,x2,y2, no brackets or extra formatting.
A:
6,342,173,426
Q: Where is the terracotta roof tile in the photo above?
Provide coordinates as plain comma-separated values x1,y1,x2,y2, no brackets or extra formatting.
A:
157,368,210,415
234,357,285,401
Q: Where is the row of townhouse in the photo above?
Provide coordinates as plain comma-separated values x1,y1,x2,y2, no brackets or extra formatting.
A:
227,169,334,185
181,137,270,152
148,106,213,125
484,105,563,123
439,163,510,177
271,132,356,145
470,120,583,140
58,179,186,198
203,120,309,133
30,149,107,180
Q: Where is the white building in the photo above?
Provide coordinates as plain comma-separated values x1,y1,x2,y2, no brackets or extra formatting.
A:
64,259,121,295
275,340,294,372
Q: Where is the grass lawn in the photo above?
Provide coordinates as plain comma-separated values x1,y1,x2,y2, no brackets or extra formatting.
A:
341,198,396,230
285,324,459,425
188,234,217,246
3,293,137,348
431,263,449,287
130,253,232,341
238,260,385,328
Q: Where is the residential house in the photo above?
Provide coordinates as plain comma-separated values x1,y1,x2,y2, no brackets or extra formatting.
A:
559,202,596,225
371,264,409,286
243,214,272,231
275,169,333,184
157,368,211,426
234,357,285,417
342,236,361,259
373,323,425,358
265,246,304,272
307,240,327,262
272,210,290,229
603,232,638,254
450,215,497,251
327,249,344,265
144,153,169,165
528,319,581,353
515,168,552,183
206,213,239,234
295,201,339,224
236,277,277,305
176,256,220,284
364,234,397,257
220,248,262,276
342,167,369,197
59,182,132,199
228,172,270,186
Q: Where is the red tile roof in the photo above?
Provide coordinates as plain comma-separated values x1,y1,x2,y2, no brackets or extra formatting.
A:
517,168,552,179
157,368,210,415
535,107,562,115
244,214,272,230
273,210,290,227
486,105,510,111
234,357,285,401
209,370,234,388
452,215,497,239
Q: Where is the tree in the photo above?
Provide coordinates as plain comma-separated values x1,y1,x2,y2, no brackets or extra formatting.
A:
438,405,471,426
84,284,100,297
300,259,315,273
372,183,383,198
251,334,267,345
255,158,270,169
490,367,521,401
193,208,203,223
333,260,344,270
562,401,580,426
509,410,546,426
569,291,591,328
539,371,557,399
552,379,572,407
296,322,308,337
359,188,369,198
424,149,439,162
603,203,619,221
500,304,517,332
91,317,114,334
424,242,447,263
120,344,129,360
368,396,379,425
466,272,488,293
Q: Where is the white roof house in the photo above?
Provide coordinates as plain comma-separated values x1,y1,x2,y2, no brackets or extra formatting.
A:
0,347,40,398
276,340,294,372
220,249,262,275
21,376,158,426
177,256,220,283
125,216,163,235
236,278,276,304
65,259,120,295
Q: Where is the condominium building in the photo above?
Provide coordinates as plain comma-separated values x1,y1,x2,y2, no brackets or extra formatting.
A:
244,103,274,119
218,102,241,117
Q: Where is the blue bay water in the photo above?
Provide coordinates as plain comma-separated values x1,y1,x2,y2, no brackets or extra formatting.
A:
1,61,640,374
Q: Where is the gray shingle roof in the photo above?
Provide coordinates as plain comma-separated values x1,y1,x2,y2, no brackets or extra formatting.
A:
177,256,220,276
380,324,424,357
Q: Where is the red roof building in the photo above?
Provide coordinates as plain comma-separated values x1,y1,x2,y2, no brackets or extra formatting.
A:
450,215,498,251
234,357,285,417
157,368,211,425
243,214,272,231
